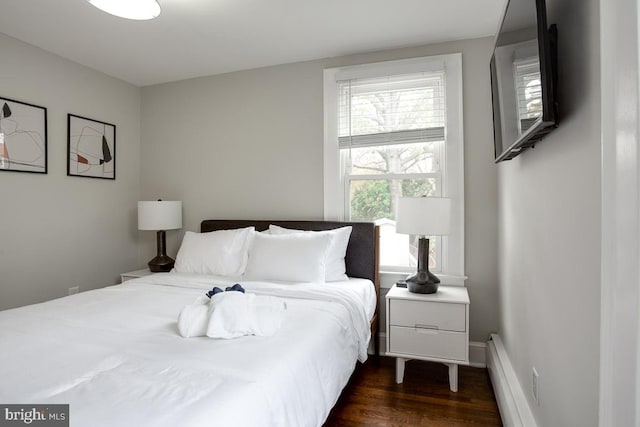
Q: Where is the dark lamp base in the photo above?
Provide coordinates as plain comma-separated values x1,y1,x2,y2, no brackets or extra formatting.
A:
407,236,440,294
406,270,440,294
148,255,175,272
149,230,174,272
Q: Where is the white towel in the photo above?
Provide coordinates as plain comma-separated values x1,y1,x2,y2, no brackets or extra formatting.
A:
206,292,286,339
177,296,210,338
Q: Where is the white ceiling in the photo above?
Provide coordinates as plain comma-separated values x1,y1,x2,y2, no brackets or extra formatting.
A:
0,0,505,87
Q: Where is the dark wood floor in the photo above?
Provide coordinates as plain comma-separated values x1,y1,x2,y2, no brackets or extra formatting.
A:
324,356,503,426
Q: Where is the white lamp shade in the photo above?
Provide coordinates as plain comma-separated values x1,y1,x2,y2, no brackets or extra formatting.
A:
138,201,182,231
396,197,451,236
88,0,161,20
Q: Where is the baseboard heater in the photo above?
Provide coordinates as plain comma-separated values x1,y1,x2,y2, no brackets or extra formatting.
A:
486,334,538,427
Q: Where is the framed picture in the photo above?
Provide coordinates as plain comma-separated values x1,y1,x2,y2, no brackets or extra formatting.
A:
0,97,48,174
67,114,116,180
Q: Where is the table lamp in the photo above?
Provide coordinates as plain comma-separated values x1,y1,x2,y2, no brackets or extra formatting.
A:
396,197,451,294
138,200,182,272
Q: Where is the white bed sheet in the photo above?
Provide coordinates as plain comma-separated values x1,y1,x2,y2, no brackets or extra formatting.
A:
0,273,376,427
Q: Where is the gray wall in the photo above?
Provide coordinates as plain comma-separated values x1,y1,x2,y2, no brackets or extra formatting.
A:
141,38,499,343
496,0,601,425
0,33,142,310
0,31,499,346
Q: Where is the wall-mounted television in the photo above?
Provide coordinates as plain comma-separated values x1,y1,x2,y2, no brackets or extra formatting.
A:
490,0,558,162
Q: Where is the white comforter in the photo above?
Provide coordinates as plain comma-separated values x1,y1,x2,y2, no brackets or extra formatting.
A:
0,273,376,427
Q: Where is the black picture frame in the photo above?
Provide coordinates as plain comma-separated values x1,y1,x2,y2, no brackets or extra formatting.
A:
0,96,48,174
67,114,116,180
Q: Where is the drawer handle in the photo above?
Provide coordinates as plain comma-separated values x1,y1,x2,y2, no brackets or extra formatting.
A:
414,324,439,331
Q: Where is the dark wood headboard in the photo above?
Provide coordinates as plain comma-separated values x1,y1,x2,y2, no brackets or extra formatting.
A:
200,219,380,355
200,220,378,283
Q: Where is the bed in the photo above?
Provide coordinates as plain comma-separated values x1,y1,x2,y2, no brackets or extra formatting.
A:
0,220,379,427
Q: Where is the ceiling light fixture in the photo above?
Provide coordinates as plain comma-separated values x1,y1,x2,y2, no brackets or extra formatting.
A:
88,0,161,20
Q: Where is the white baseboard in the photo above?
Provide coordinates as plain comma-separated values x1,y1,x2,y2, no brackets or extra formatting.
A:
378,332,387,354
486,334,537,427
469,341,486,367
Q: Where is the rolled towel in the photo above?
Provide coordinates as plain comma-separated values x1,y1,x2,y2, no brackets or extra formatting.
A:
177,296,210,338
251,296,287,336
206,292,286,339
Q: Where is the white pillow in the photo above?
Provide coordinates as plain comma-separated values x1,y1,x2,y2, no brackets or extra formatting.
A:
268,225,352,281
173,227,255,276
244,232,332,282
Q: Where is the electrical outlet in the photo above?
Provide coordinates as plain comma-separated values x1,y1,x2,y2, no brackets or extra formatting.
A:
532,367,540,405
68,286,79,295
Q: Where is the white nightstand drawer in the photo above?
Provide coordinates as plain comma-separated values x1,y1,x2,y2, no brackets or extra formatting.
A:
389,299,466,332
389,325,467,361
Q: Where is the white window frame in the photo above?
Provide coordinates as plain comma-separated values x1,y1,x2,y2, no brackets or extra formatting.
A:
323,54,465,279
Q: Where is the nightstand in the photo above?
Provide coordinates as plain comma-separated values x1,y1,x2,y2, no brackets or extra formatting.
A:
385,284,469,392
120,268,152,283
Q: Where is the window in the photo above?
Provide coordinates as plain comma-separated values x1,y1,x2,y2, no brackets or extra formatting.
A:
514,57,542,133
324,55,464,277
